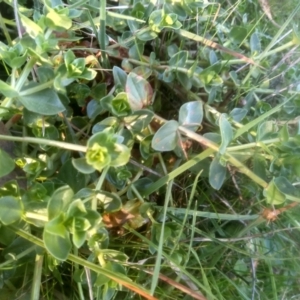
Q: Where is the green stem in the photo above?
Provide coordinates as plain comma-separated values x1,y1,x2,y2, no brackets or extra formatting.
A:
94,166,110,210
257,41,295,61
30,254,44,300
99,0,108,68
9,225,156,300
163,207,259,221
95,166,109,191
155,114,268,189
73,248,85,300
253,87,300,95
0,135,87,152
0,12,12,46
129,179,144,203
143,148,215,196
0,245,36,268
227,138,282,151
151,180,173,295
15,57,36,91
19,80,54,96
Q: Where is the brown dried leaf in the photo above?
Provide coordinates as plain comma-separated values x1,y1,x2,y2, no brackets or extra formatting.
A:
102,209,135,228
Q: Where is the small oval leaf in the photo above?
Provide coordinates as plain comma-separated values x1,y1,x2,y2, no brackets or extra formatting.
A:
18,87,65,115
209,157,227,190
0,196,23,225
219,114,233,154
43,228,72,261
0,149,15,178
179,101,203,131
125,72,153,111
151,120,179,152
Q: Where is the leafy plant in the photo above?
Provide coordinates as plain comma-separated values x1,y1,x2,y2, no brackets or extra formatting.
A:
0,0,300,299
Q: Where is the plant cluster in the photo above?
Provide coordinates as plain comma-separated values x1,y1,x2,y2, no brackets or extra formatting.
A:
0,0,300,299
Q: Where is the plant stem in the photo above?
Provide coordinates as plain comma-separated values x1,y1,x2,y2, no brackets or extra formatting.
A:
9,226,158,300
0,135,87,152
257,41,295,60
163,207,259,221
99,0,108,68
151,180,173,295
154,114,268,189
15,57,36,91
94,166,110,210
30,254,43,300
19,80,54,96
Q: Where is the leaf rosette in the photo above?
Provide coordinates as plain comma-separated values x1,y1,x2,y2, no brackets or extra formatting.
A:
86,143,112,171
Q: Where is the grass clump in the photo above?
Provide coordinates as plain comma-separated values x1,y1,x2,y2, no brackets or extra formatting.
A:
0,0,300,299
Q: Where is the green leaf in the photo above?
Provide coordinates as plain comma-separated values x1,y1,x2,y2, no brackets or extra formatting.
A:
125,72,153,111
72,157,96,174
96,273,111,287
203,132,221,144
64,50,76,66
250,32,261,53
45,213,67,237
209,50,218,65
151,120,179,151
136,29,158,41
177,72,192,90
46,9,72,30
257,121,276,141
139,135,154,160
92,117,118,134
263,179,286,205
198,65,223,87
86,144,112,171
36,67,55,83
86,99,103,119
48,186,74,220
128,42,144,60
229,71,240,86
123,109,154,133
162,69,175,83
0,149,15,178
229,108,247,122
274,177,298,198
43,226,72,261
279,124,289,142
0,80,19,98
162,13,182,30
97,191,122,212
102,92,131,117
253,155,267,181
58,159,89,192
228,26,248,44
27,48,52,66
209,156,227,190
67,199,87,218
179,101,203,131
20,14,43,38
18,86,65,115
88,130,115,147
169,51,188,68
149,10,164,32
0,196,23,225
131,66,152,79
219,114,233,155
72,225,87,248
113,66,127,89
110,143,131,167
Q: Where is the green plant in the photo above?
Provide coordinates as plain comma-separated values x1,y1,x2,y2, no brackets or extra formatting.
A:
1,0,300,299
